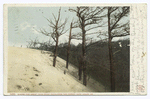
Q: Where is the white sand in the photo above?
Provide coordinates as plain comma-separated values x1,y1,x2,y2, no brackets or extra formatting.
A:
7,46,107,93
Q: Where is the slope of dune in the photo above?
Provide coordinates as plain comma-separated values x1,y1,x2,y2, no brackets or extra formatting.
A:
7,46,107,93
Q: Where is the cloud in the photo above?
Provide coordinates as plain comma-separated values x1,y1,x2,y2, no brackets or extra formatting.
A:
20,22,31,31
31,25,39,34
20,22,40,34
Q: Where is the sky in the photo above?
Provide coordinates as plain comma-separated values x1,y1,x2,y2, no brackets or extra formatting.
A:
8,6,129,48
8,7,77,47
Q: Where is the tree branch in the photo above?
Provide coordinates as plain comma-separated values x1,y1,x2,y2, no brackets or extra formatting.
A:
112,33,130,38
110,7,129,31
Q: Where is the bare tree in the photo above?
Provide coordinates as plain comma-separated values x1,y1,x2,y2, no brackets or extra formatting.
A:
39,7,68,67
107,7,129,92
66,22,72,69
66,19,80,69
26,37,39,48
69,7,106,86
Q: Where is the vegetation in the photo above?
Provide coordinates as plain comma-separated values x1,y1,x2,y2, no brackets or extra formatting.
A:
57,39,130,92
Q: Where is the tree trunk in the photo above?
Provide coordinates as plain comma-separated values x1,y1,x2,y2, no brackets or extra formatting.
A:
82,17,87,86
78,55,83,80
108,8,115,92
53,37,58,67
66,23,72,69
82,31,86,86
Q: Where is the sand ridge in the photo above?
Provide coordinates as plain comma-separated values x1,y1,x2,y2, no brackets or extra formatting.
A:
7,46,107,93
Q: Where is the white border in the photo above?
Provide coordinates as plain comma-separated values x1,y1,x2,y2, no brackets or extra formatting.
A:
1,0,150,98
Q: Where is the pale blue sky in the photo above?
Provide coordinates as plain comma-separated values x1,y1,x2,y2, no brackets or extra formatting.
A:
8,7,129,47
8,7,79,47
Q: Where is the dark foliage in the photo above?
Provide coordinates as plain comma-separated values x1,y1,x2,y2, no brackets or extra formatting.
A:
56,39,130,92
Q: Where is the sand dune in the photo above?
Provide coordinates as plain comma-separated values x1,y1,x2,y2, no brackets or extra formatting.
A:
7,46,107,93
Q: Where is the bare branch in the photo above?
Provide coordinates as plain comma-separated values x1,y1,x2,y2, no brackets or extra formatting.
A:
114,21,129,29
71,37,82,40
110,7,129,31
86,22,106,31
56,7,61,24
85,7,106,21
58,18,68,29
36,26,53,37
112,33,130,38
68,8,78,13
79,7,89,15
86,32,100,36
72,20,80,28
51,33,57,42
109,7,119,14
60,28,69,36
43,16,56,27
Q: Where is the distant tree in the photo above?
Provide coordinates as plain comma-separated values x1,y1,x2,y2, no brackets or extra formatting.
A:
39,39,54,52
39,7,68,67
107,7,130,92
69,7,106,86
26,37,39,49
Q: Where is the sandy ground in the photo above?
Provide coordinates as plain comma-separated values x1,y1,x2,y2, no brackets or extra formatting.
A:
7,46,108,93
